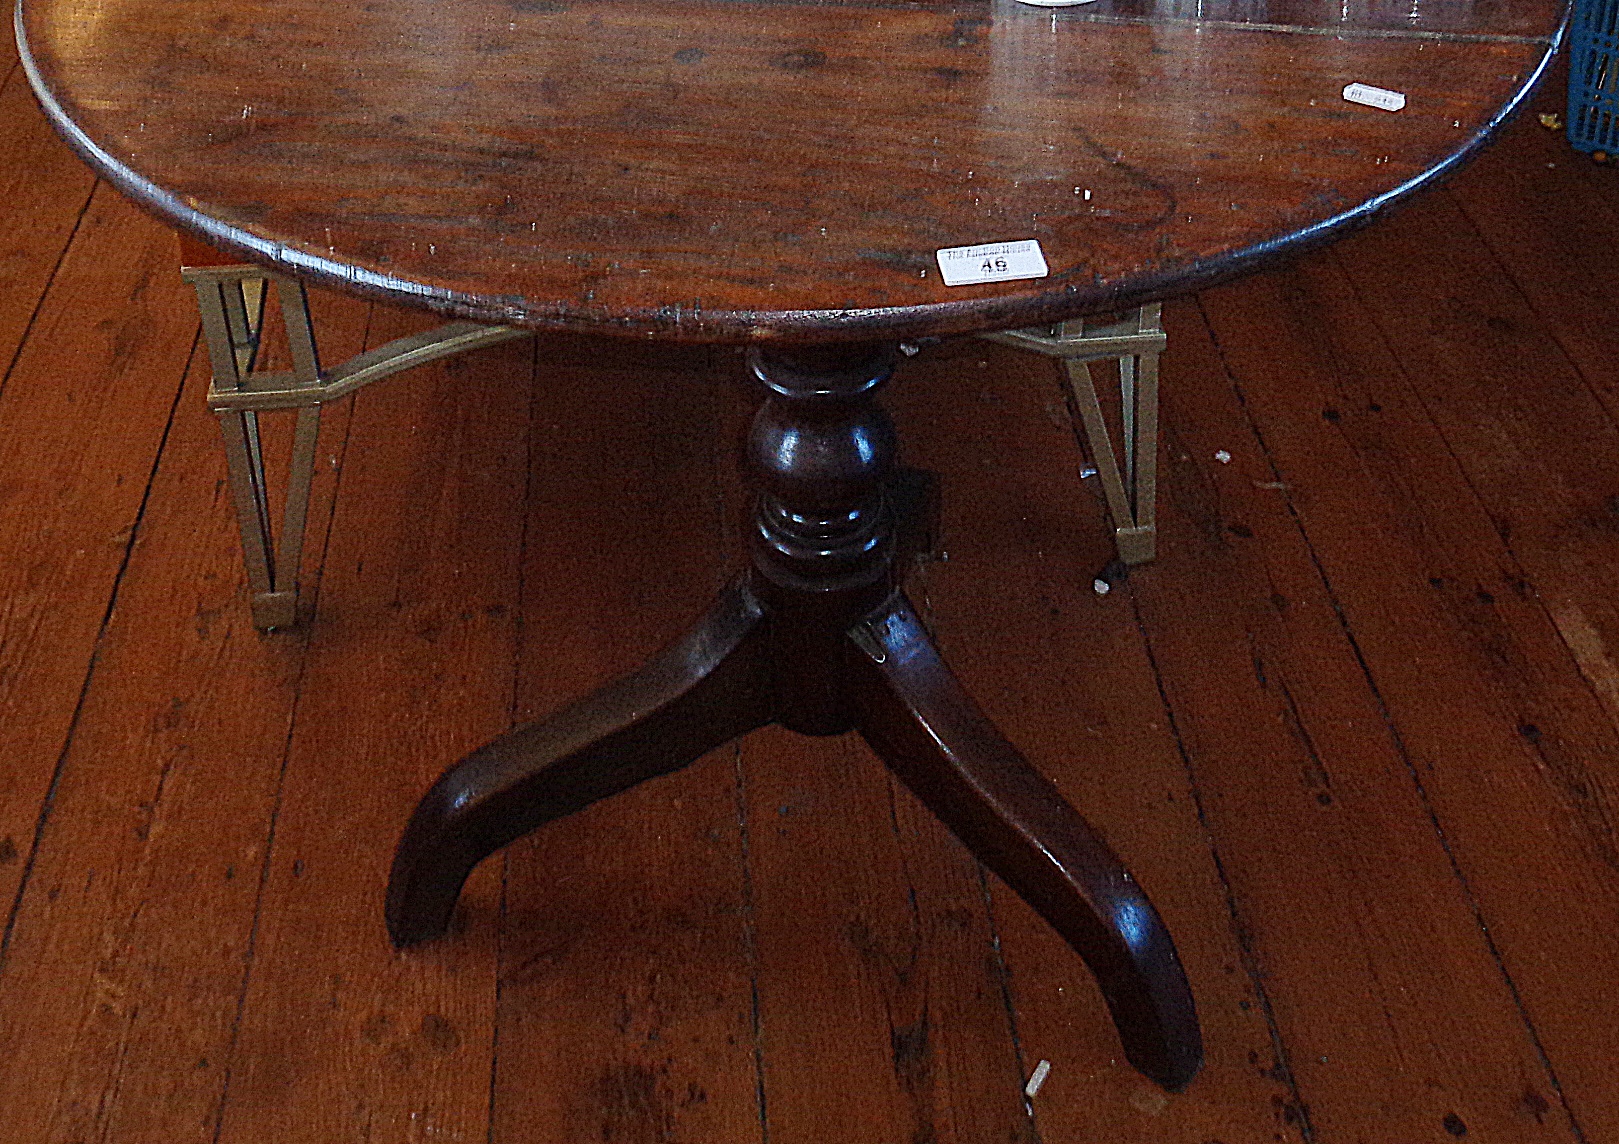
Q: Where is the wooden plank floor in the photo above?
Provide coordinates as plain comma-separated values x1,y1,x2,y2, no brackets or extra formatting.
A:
3,32,1618,1143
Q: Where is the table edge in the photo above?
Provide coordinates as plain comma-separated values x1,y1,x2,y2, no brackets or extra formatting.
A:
15,3,1566,343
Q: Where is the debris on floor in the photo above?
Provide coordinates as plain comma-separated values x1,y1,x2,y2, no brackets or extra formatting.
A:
1024,1059,1052,1098
1093,557,1131,596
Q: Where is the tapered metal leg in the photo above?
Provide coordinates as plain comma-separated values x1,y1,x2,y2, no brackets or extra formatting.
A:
190,268,319,629
186,252,534,629
386,577,777,947
1065,346,1160,565
983,305,1165,564
848,590,1202,1091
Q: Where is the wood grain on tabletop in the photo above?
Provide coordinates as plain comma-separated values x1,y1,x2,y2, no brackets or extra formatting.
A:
1,81,1618,1144
211,312,530,1144
17,0,1560,339
0,290,364,1144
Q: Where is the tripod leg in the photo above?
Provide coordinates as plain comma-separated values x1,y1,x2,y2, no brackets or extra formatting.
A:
849,591,1202,1091
387,577,776,947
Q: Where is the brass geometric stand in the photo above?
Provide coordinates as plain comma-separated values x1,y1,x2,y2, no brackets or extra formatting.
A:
181,243,1166,628
984,303,1165,565
181,254,528,628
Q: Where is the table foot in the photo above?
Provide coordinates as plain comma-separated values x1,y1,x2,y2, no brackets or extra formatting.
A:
385,577,775,947
848,590,1202,1091
387,340,1201,1089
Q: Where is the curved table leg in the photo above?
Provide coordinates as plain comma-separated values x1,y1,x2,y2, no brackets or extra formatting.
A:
848,590,1203,1091
386,576,777,947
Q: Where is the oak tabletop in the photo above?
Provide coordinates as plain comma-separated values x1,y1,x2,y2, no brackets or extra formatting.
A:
18,0,1563,341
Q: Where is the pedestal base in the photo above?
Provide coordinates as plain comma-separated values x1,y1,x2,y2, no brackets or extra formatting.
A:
385,342,1203,1091
386,571,1202,1090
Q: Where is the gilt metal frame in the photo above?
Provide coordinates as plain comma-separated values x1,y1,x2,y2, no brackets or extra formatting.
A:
983,303,1165,565
182,261,528,629
185,259,1164,628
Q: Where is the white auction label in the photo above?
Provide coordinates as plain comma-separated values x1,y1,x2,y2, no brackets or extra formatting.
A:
1342,82,1407,112
936,240,1049,287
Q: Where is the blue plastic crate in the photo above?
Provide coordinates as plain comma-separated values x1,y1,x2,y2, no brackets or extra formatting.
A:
1569,0,1619,154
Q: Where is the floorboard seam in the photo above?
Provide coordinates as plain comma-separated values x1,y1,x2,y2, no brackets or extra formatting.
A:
206,299,369,1144
0,324,198,975
900,552,1040,1140
0,175,97,406
485,332,543,1144
974,863,1045,1144
710,348,771,1144
1433,188,1619,728
1440,185,1619,434
1203,280,1593,1144
1126,582,1317,1143
732,744,772,1144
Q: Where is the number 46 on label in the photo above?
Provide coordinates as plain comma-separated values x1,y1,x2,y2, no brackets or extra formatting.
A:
936,240,1049,287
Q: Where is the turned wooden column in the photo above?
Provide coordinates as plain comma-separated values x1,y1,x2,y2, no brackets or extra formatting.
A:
746,342,899,735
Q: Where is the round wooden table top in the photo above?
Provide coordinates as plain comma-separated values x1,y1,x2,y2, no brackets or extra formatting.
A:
19,0,1563,342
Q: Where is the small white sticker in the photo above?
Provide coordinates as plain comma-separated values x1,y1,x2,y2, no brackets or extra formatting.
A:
1025,1059,1053,1097
936,240,1049,287
1343,83,1406,112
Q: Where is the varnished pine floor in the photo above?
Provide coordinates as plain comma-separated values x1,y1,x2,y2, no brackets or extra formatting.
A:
2,26,1618,1143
